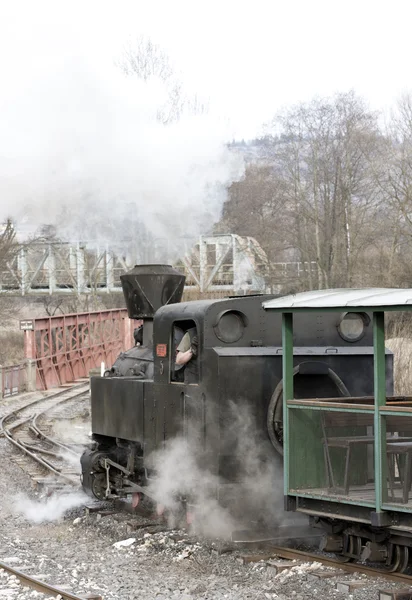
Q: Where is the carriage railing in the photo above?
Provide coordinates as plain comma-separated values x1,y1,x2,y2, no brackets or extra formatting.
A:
286,396,412,510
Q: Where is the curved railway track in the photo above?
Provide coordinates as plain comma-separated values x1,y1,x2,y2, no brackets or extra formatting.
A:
0,383,90,490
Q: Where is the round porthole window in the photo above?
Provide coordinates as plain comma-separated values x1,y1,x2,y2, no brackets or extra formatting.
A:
337,312,369,342
214,310,246,343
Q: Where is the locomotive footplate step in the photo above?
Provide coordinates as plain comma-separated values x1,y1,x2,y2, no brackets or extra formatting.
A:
231,525,321,546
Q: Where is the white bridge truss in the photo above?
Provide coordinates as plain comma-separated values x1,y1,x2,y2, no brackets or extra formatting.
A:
177,234,268,293
0,234,315,296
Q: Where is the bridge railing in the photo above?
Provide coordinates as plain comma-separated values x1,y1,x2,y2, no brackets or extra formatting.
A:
0,363,27,398
23,309,136,390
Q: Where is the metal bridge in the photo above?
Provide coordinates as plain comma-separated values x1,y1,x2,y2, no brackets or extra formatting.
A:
1,233,316,297
21,309,136,390
1,234,318,393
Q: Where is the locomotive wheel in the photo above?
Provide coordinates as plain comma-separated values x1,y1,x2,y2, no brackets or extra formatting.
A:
132,493,141,509
91,473,107,500
267,366,350,456
267,375,289,455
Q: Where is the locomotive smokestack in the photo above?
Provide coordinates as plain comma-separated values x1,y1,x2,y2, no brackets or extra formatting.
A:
120,264,186,346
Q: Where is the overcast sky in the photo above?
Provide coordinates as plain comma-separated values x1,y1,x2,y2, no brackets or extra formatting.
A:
2,0,412,139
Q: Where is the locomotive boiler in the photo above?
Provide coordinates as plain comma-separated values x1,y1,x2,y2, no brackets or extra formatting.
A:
81,265,390,525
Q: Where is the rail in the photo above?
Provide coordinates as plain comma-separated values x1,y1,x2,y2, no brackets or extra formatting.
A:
0,560,90,600
0,383,89,487
241,544,412,584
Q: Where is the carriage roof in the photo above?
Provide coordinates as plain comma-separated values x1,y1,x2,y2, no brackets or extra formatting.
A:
263,288,412,311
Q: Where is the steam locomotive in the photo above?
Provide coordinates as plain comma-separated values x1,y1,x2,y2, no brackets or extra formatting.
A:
81,265,391,525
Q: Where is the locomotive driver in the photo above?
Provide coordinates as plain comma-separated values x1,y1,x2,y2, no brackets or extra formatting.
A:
175,327,198,384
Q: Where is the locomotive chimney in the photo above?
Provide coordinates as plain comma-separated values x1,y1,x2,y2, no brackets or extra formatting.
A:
120,264,186,346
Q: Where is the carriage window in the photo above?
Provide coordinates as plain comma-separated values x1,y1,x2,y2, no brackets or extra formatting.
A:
171,320,199,384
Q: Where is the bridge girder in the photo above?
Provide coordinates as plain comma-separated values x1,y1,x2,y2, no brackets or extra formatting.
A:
0,234,317,297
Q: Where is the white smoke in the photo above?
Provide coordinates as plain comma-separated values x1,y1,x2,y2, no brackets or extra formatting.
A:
53,420,90,470
57,448,84,471
147,400,286,539
52,420,90,445
236,256,266,293
12,491,87,523
0,12,244,257
147,437,237,538
225,400,287,525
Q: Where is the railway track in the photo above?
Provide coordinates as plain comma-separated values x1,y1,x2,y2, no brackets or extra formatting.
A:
0,382,90,490
0,560,91,600
240,543,412,587
4,537,408,599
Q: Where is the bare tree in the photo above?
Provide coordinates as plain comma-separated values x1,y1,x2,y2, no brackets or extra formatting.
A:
375,94,412,285
0,219,21,323
0,219,17,270
219,93,388,291
118,36,208,123
269,93,383,288
120,37,174,83
41,295,65,316
217,163,297,290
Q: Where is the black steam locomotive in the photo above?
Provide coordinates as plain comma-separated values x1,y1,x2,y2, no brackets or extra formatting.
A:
81,265,391,525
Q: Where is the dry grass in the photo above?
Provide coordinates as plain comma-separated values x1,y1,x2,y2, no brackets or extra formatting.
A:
0,330,24,366
386,337,412,395
386,314,412,395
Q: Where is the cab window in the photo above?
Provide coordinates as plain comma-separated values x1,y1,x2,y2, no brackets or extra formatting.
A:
171,320,199,384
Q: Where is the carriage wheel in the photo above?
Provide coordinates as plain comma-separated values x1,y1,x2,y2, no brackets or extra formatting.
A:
397,545,409,573
336,535,362,563
384,544,410,573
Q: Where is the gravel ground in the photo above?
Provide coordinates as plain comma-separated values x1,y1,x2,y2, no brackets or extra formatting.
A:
0,392,411,599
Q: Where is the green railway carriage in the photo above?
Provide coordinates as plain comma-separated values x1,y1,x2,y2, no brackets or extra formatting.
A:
263,289,412,572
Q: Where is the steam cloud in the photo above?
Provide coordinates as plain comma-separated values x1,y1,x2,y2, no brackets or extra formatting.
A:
12,491,88,524
53,420,90,446
147,437,237,538
147,401,286,539
53,418,90,469
10,418,91,524
0,23,244,261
